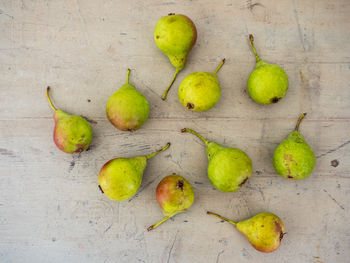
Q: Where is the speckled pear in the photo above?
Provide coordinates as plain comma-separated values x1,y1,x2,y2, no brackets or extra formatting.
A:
98,143,170,201
207,211,285,253
147,175,194,231
273,113,315,180
46,87,93,154
178,59,225,112
106,69,149,131
181,128,252,192
247,34,289,104
154,14,197,100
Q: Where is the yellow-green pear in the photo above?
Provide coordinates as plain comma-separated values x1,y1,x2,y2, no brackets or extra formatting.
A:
247,34,289,104
178,59,225,112
207,211,285,253
273,113,316,180
154,14,197,100
46,87,93,154
106,69,149,131
98,143,170,201
181,128,252,192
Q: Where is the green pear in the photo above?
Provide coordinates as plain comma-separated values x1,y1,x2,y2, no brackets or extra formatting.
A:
106,69,149,131
207,211,285,253
98,142,170,201
154,13,197,100
273,113,315,180
178,59,225,112
181,128,252,192
147,174,194,231
247,34,289,104
46,87,93,154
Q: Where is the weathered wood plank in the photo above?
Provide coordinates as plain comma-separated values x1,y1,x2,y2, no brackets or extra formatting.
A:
1,0,350,262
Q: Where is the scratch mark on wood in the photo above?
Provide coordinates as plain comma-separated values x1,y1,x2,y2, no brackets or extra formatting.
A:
69,160,76,172
0,9,14,19
245,185,265,201
247,1,264,11
104,224,112,233
323,189,345,210
0,148,16,157
292,0,306,51
74,0,91,45
216,250,224,263
82,116,98,124
317,140,350,158
167,231,178,263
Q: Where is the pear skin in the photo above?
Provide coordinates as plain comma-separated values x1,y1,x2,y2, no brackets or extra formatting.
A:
106,69,149,131
46,87,93,154
207,211,285,253
181,128,252,192
178,59,225,112
147,175,194,231
247,34,288,104
154,14,197,100
273,113,316,179
98,143,170,201
207,143,252,192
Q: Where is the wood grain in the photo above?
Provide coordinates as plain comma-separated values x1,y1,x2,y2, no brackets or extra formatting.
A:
1,0,349,262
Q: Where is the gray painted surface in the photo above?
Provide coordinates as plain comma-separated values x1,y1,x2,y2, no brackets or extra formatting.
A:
0,0,349,262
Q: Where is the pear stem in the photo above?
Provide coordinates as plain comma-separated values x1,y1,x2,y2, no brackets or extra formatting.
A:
207,211,237,226
46,86,57,111
146,142,171,160
249,34,261,62
147,216,171,231
181,128,209,146
214,58,226,74
295,113,307,132
162,68,180,100
126,68,131,84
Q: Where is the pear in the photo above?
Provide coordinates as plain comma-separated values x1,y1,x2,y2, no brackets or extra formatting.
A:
181,128,252,192
207,211,285,253
154,13,197,100
247,34,289,104
178,59,225,112
98,142,170,201
46,87,93,154
273,113,315,180
106,69,149,131
147,174,194,231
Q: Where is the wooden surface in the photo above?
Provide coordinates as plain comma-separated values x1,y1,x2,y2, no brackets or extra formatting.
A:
1,0,350,262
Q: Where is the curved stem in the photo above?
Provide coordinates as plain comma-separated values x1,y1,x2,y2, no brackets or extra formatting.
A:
46,86,57,111
295,113,307,131
207,211,237,226
181,128,209,146
126,68,131,84
147,216,171,231
146,142,170,160
214,58,225,74
162,68,180,100
249,34,261,62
